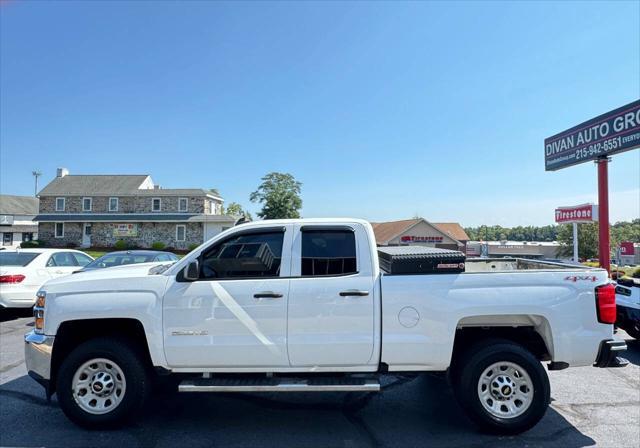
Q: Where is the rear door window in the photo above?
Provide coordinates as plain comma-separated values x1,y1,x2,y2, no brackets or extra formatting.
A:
48,252,79,267
301,230,357,276
0,252,40,266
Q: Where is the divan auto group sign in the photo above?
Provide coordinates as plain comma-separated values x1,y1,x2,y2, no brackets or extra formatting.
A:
545,99,640,171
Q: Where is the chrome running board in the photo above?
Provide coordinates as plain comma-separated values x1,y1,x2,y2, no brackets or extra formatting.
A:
178,377,380,393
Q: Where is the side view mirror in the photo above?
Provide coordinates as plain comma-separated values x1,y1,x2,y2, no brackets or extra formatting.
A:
183,260,199,281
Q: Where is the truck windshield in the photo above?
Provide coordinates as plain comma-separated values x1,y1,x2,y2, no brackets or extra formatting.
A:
0,252,40,266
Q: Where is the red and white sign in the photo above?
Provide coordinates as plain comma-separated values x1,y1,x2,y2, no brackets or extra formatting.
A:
400,235,444,243
620,241,635,256
555,203,598,224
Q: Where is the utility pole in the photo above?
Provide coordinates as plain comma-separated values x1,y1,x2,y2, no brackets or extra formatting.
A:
32,171,42,196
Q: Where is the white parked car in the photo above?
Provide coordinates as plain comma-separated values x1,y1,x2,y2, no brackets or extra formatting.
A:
0,249,93,309
616,282,640,339
25,219,627,433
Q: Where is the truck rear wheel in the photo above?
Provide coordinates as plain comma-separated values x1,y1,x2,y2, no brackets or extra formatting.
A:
56,337,150,429
452,339,550,434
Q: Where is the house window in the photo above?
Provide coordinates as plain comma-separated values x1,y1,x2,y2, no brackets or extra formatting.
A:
55,222,64,238
109,197,119,212
82,197,92,211
2,233,13,246
152,198,161,212
22,232,34,242
55,197,65,211
179,197,188,212
176,225,186,242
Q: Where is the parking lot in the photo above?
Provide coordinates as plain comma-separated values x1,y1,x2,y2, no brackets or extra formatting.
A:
1,311,639,448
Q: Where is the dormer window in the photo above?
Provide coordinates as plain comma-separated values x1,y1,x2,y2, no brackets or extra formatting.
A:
179,197,188,212
55,197,65,212
82,197,92,212
152,198,161,212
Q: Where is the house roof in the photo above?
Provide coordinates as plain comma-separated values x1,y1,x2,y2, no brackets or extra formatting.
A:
37,175,222,200
371,218,467,245
370,219,421,244
432,222,470,242
0,195,39,215
38,175,151,196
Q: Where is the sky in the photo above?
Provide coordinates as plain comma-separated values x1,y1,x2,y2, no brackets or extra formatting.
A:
1,0,639,227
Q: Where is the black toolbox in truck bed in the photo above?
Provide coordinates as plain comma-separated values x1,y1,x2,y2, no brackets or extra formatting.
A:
377,246,466,275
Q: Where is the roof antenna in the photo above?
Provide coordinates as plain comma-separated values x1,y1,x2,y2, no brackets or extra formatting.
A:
32,170,42,196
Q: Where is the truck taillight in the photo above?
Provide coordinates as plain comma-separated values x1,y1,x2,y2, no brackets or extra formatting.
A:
595,283,616,324
0,274,25,283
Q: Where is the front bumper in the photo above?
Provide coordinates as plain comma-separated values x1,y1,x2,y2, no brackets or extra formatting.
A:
24,330,54,391
594,339,628,368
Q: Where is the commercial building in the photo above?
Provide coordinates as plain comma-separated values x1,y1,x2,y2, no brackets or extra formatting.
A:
466,240,562,260
0,195,39,248
35,168,236,250
371,218,469,252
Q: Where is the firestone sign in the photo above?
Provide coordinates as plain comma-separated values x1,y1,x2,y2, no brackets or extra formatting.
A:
545,99,640,171
400,235,444,243
554,204,598,224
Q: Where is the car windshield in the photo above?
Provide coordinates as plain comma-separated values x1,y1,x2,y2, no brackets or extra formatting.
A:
0,252,40,267
84,253,162,269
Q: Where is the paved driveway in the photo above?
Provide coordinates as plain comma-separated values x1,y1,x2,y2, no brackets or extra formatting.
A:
1,311,639,448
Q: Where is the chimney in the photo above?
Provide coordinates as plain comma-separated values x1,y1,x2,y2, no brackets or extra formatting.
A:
56,167,69,178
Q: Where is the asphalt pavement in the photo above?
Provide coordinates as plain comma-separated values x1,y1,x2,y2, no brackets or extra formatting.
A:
1,310,639,448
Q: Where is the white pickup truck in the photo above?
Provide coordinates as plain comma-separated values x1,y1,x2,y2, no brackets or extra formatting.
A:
25,218,628,433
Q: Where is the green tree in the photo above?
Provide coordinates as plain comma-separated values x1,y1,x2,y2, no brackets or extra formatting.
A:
250,172,302,219
225,202,253,221
557,222,600,260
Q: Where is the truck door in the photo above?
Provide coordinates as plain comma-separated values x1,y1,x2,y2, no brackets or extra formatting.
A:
163,225,293,368
287,224,377,367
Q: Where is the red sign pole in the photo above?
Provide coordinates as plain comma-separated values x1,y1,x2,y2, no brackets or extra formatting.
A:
596,157,610,273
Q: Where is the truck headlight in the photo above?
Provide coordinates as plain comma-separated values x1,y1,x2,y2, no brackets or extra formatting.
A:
34,291,46,333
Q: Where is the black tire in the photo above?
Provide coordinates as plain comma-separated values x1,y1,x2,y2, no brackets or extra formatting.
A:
452,339,550,434
56,337,150,429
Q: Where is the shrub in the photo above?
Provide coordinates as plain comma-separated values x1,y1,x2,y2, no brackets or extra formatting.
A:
187,243,199,251
151,241,166,250
114,240,127,250
20,240,43,248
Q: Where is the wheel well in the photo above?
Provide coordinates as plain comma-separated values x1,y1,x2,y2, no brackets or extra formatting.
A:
452,326,551,363
51,318,152,393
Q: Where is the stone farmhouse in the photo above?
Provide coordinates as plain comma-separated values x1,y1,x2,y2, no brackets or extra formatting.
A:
35,168,235,250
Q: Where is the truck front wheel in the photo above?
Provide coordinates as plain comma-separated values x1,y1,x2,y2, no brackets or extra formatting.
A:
56,337,150,429
452,339,550,434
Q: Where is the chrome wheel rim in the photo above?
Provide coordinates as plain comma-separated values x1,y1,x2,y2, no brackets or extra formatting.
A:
477,361,533,419
72,358,126,415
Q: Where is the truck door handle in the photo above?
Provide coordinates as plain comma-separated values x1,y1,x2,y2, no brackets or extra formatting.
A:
253,292,283,299
339,290,370,297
